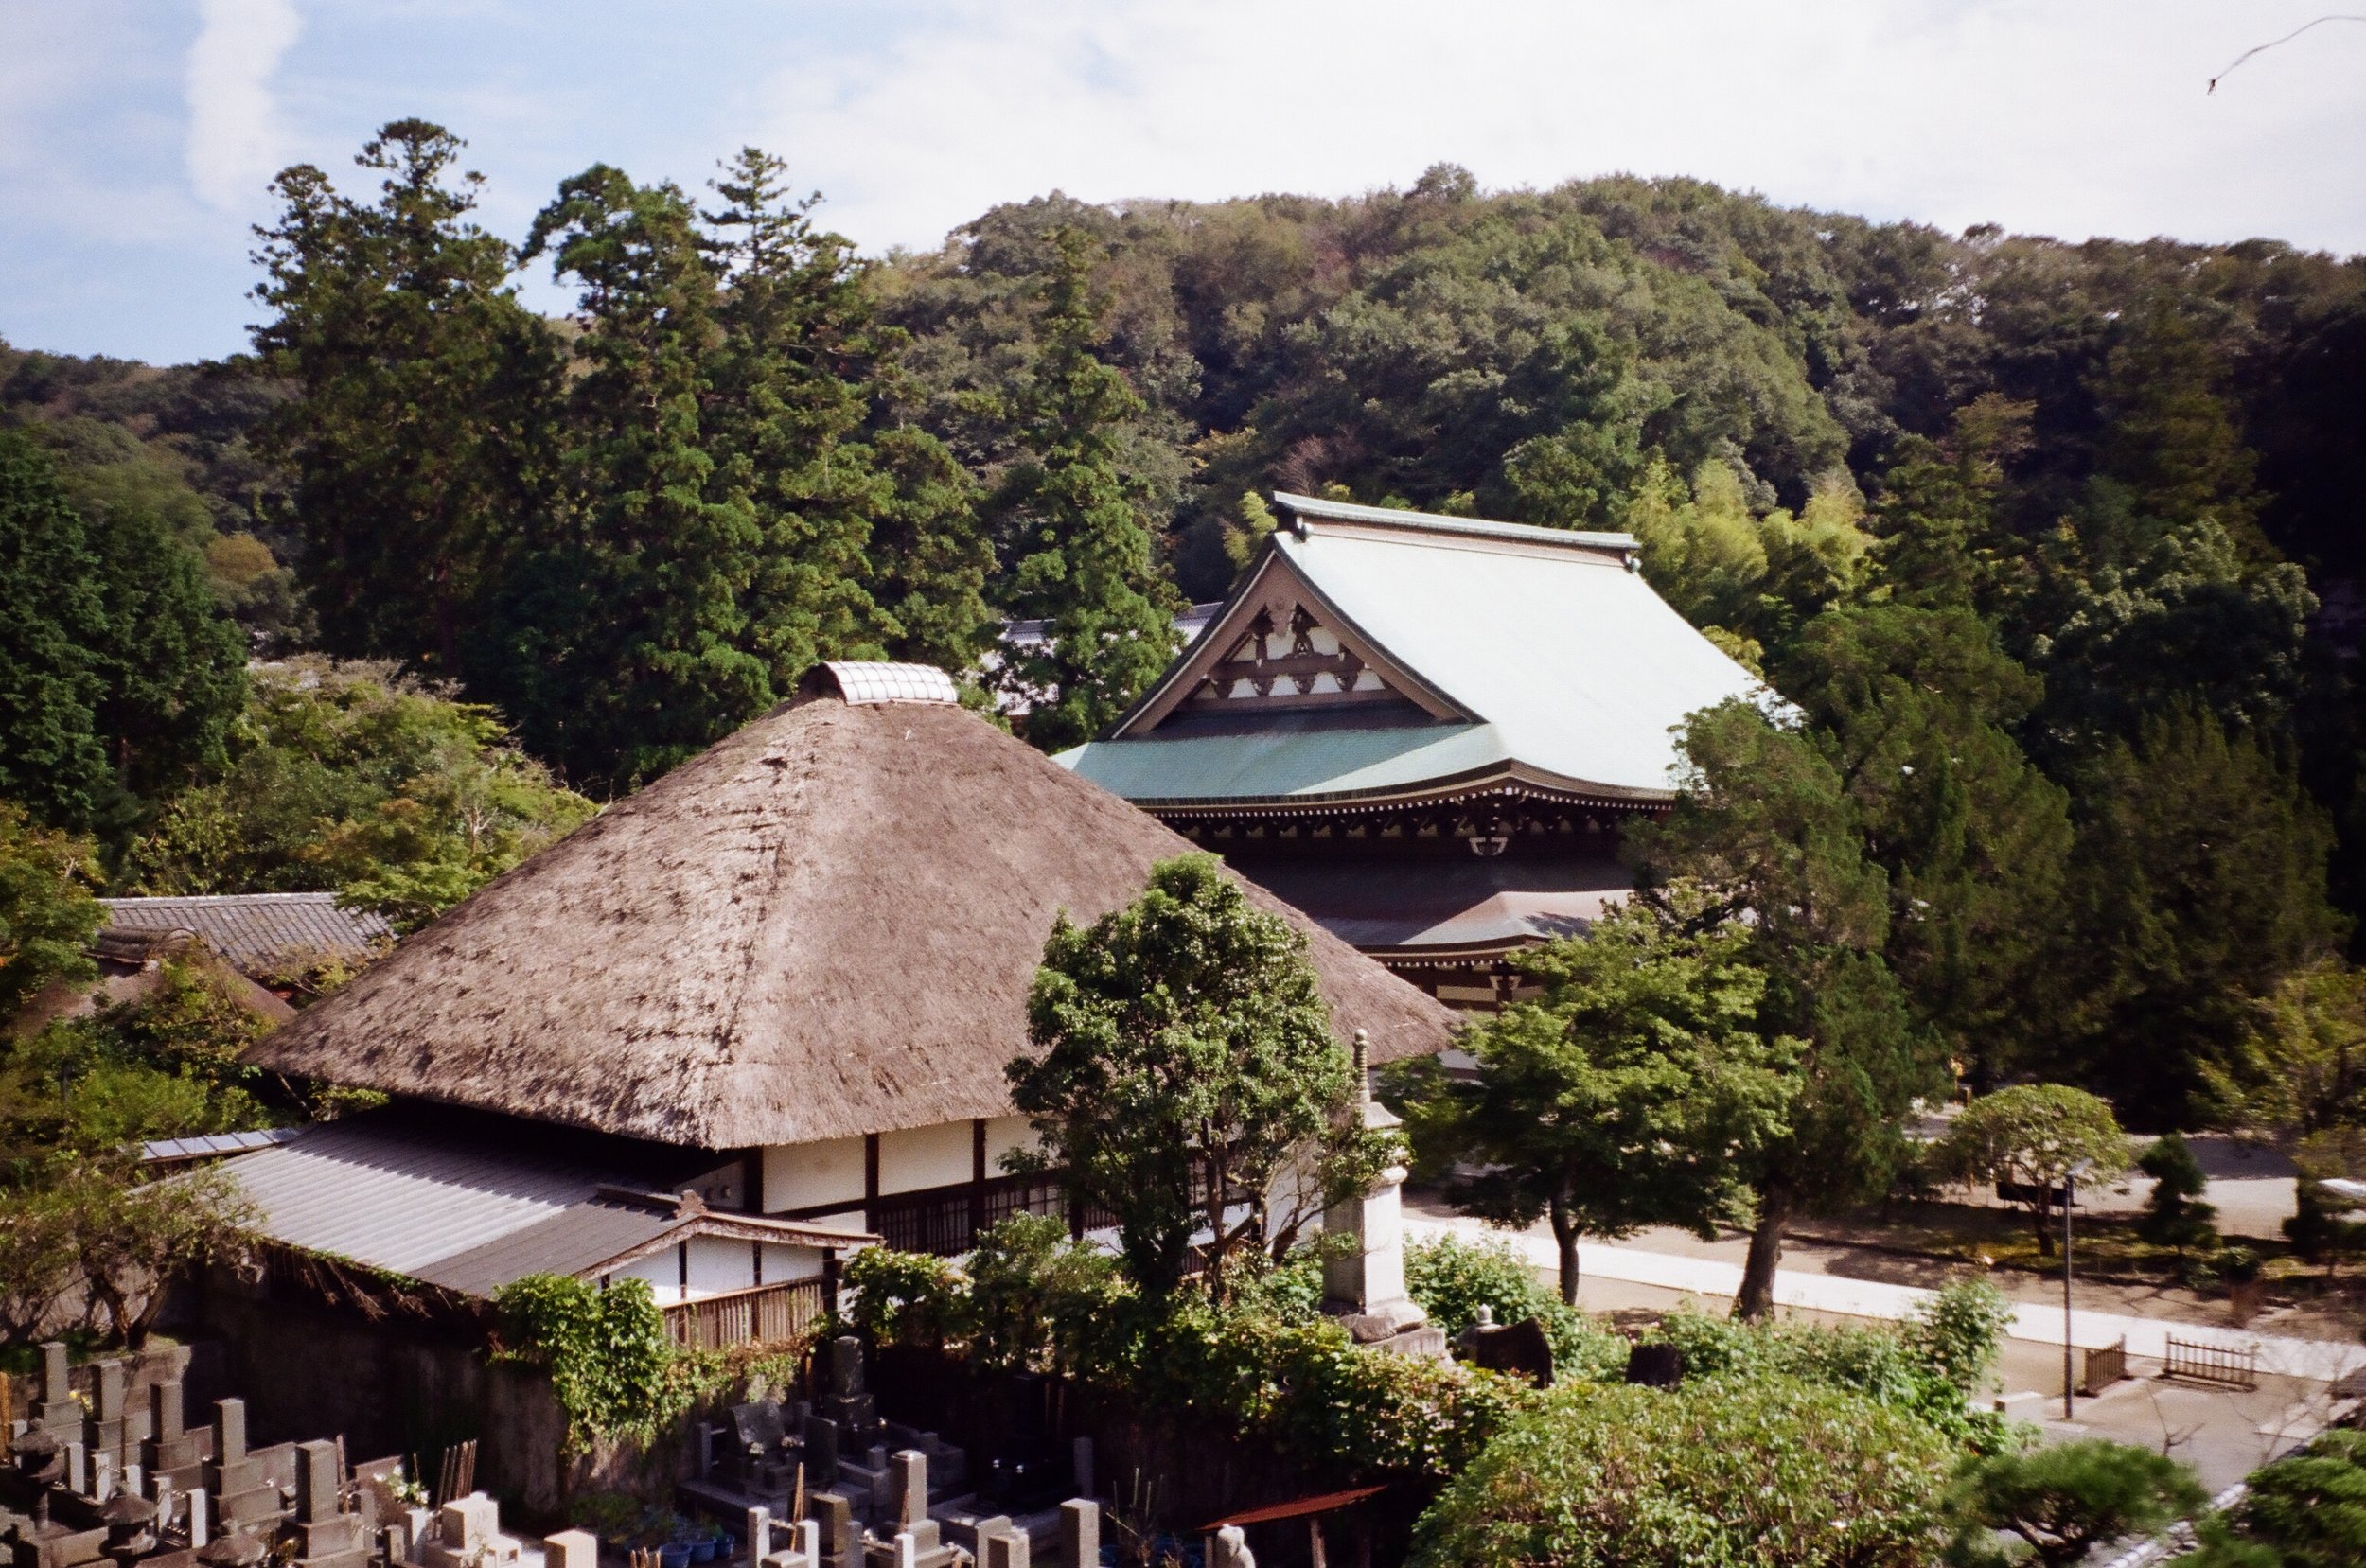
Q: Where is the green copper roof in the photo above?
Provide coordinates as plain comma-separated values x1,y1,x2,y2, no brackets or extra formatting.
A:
1060,722,1509,804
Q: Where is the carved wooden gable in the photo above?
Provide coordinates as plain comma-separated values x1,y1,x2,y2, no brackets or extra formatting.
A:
1187,602,1402,710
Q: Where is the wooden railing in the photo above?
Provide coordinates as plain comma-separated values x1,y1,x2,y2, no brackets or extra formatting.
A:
662,1277,827,1352
2081,1337,2129,1395
2163,1335,2258,1389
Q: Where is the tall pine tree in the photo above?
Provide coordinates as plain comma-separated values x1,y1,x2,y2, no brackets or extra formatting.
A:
497,165,768,790
251,120,558,677
986,228,1181,751
0,433,244,838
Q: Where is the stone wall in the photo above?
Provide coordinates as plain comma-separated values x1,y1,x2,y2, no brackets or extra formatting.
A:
187,1275,673,1523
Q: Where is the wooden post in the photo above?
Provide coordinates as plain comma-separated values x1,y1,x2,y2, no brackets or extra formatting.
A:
970,1119,989,1242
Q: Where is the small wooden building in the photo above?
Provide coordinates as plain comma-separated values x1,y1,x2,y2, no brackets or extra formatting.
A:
1057,492,1770,1005
232,662,1456,1310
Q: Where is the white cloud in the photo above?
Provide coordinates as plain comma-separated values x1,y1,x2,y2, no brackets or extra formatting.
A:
750,0,2366,256
184,0,302,212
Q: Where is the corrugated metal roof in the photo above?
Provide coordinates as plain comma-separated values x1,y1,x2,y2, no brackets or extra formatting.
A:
219,1115,616,1275
216,1111,874,1296
141,1127,304,1164
1062,503,1769,802
100,894,394,973
412,1203,675,1296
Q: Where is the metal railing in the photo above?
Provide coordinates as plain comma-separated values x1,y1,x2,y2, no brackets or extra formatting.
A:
2163,1335,2258,1389
661,1277,828,1351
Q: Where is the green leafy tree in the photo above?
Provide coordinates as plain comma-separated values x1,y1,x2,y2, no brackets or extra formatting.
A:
2091,296,2265,551
1630,699,1940,1318
2285,1127,2366,1268
985,228,1182,750
9,1161,256,1349
1933,1084,2133,1256
0,802,102,1019
1945,1438,2205,1568
2137,1133,2220,1257
1407,1375,1956,1568
251,119,558,677
128,659,593,929
1007,853,1386,1298
1385,894,1797,1303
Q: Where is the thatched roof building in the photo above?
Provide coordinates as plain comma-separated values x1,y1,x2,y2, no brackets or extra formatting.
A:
250,662,1456,1154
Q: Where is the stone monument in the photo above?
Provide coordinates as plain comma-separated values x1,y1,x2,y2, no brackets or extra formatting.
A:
1321,1031,1445,1357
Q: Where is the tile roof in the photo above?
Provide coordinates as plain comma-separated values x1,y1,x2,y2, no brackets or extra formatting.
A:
100,894,393,974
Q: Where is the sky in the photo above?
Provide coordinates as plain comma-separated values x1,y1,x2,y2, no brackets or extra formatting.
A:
3,1,2362,366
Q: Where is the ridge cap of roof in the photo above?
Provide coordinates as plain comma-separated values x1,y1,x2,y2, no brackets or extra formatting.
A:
1269,491,1640,554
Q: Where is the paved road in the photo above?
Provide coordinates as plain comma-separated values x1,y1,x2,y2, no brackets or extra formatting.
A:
1404,1214,2366,1384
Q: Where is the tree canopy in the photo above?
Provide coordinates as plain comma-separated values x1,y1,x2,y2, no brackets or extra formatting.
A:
1007,853,1386,1297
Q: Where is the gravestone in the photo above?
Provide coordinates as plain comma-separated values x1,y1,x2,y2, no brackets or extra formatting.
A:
1059,1501,1100,1568
145,1378,206,1491
809,1492,856,1568
858,1452,957,1568
1456,1314,1555,1387
802,1416,840,1493
87,1362,127,1471
811,1339,876,1442
206,1401,284,1529
1622,1343,1686,1388
292,1439,369,1568
545,1528,598,1568
980,1531,1028,1568
37,1343,79,1430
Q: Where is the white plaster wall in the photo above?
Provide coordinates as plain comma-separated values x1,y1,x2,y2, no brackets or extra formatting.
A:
606,1251,680,1302
765,1135,866,1212
982,1116,1037,1174
685,1235,753,1296
878,1120,973,1194
757,1242,823,1283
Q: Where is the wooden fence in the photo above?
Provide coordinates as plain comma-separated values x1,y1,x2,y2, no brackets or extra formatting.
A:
2081,1337,2129,1395
2163,1335,2258,1389
662,1278,827,1352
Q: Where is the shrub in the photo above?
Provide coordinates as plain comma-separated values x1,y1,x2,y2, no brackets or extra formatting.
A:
2181,1427,2366,1568
1945,1438,2203,1567
1404,1234,1629,1382
2137,1134,2220,1257
1643,1278,2012,1453
842,1245,967,1347
493,1274,684,1451
1408,1375,1956,1567
839,1235,1531,1485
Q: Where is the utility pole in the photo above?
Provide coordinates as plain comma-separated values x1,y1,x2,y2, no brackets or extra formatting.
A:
2063,1158,2092,1422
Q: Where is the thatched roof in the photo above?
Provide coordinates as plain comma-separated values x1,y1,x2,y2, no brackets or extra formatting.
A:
248,672,1458,1150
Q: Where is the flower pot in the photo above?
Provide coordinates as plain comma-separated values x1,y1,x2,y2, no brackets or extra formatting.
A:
659,1543,692,1568
689,1539,717,1564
